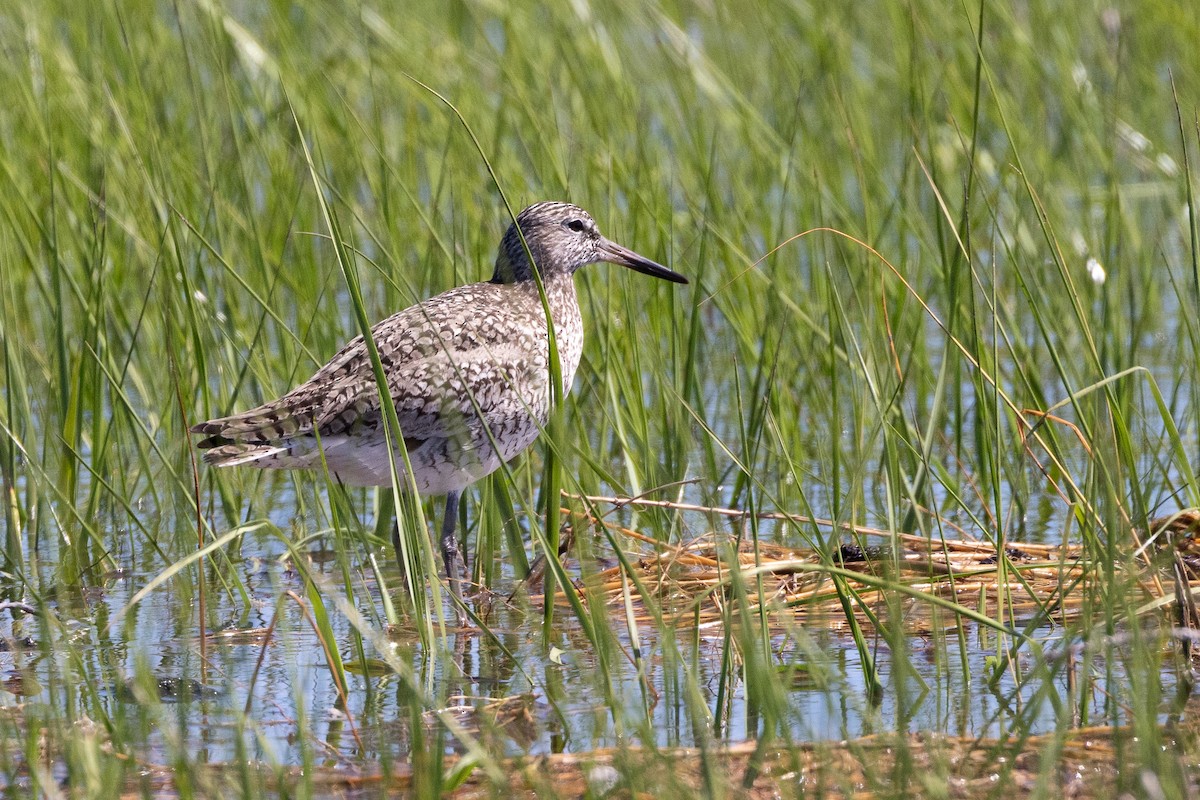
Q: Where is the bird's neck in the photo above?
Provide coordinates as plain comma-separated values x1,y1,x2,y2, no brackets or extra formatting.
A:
536,272,580,330
526,272,582,388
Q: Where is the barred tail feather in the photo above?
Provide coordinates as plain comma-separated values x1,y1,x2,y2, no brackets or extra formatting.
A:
190,403,310,443
192,401,316,470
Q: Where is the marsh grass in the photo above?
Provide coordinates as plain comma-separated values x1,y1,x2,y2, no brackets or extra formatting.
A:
1,0,1199,796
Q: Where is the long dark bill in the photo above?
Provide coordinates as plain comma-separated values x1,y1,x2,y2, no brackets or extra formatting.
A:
598,237,688,284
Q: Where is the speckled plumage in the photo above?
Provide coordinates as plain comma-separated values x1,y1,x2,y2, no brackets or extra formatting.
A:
192,201,687,617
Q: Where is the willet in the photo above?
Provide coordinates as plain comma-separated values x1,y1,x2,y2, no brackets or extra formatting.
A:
192,201,688,620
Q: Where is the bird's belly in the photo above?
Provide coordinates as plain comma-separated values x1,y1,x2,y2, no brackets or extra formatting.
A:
315,414,545,494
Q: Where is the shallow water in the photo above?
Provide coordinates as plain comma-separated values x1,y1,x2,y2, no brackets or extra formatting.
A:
0,505,1179,770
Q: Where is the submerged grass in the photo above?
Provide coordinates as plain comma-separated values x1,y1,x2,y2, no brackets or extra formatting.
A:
1,0,1199,796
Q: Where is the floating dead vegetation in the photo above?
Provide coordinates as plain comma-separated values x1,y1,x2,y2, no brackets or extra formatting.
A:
533,495,1199,640
87,723,1200,799
443,724,1200,799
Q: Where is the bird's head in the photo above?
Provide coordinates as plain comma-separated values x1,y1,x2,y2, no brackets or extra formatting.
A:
491,202,688,285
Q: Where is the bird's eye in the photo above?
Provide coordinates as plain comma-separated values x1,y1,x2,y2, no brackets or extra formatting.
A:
565,219,586,233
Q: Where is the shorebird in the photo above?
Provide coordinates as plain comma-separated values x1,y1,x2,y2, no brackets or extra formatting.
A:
192,201,688,620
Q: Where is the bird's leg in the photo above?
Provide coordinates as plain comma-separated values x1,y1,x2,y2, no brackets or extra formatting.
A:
440,490,468,624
